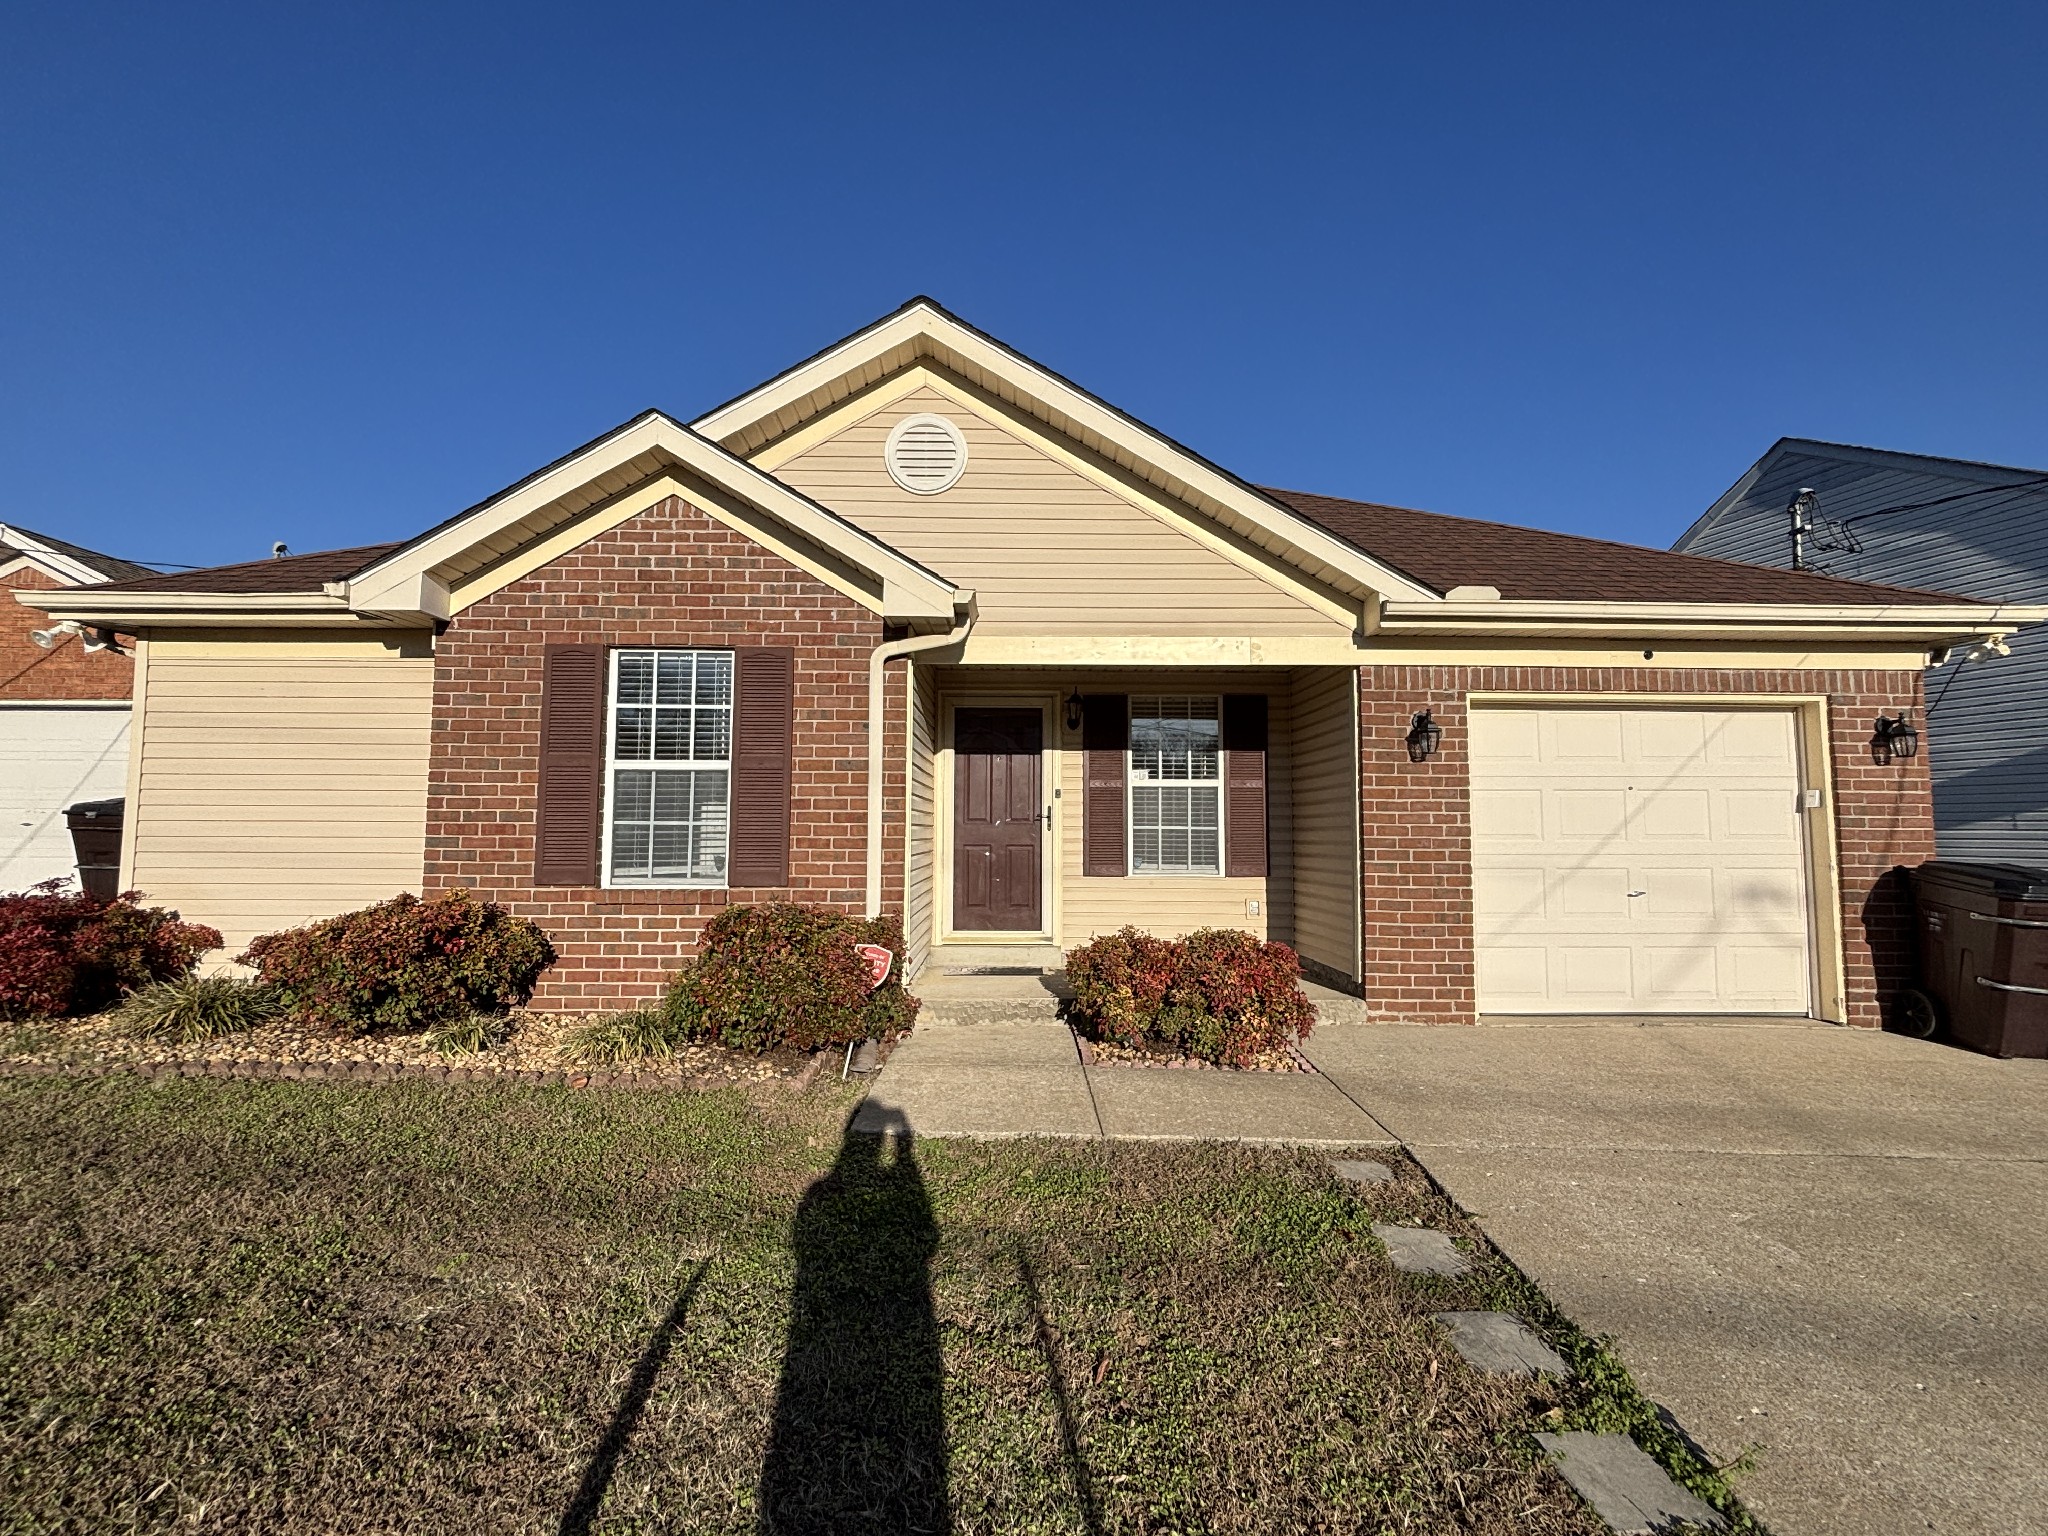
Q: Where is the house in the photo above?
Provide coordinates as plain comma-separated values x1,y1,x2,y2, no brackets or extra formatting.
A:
1675,439,2048,864
1,523,157,891
21,302,2041,1026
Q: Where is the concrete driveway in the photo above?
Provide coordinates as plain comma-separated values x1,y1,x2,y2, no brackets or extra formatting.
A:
1303,1020,2048,1536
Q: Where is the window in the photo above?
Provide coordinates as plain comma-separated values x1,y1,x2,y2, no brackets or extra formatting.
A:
1129,695,1221,874
604,648,732,886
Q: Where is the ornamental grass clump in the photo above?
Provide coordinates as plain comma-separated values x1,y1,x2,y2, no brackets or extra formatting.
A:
0,880,222,1022
1065,926,1316,1067
112,974,279,1042
662,903,918,1054
561,1008,677,1064
239,890,557,1035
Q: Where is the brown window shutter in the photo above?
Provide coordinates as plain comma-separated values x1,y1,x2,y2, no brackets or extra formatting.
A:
730,647,794,888
1082,694,1128,878
534,644,607,887
1223,694,1268,879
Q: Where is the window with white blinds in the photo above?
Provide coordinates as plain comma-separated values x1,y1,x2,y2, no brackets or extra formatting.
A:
1128,695,1221,874
604,648,733,886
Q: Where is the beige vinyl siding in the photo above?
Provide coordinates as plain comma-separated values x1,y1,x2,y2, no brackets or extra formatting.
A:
129,632,435,957
1288,666,1360,981
904,662,939,975
772,386,1348,638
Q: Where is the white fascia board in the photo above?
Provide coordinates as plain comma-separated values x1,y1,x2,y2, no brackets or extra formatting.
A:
0,525,110,586
345,414,960,622
691,304,1442,606
19,588,370,627
1380,598,2048,643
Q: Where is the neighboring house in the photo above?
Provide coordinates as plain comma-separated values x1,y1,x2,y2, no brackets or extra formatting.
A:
1675,439,2048,864
0,523,155,892
23,303,2040,1027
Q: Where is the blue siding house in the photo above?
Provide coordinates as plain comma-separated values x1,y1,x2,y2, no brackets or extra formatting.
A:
1676,439,2048,863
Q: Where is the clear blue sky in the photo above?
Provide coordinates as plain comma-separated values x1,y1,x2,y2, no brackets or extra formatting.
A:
4,1,2044,570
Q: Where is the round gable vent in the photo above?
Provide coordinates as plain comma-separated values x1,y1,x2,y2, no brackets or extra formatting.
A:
884,413,968,495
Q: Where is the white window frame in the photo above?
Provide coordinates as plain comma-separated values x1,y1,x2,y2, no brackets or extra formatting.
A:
1127,694,1224,877
600,646,734,890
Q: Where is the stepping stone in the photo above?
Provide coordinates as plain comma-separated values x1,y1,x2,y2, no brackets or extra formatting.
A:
1433,1311,1571,1377
1371,1223,1471,1276
1534,1432,1725,1533
1332,1158,1395,1186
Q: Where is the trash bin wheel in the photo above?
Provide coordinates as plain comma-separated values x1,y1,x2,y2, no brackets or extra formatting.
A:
1895,987,1941,1039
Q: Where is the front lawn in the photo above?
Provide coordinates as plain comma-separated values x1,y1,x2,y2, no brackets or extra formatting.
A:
0,1076,1744,1534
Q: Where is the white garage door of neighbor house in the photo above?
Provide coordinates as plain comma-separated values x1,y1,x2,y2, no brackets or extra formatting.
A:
0,705,131,893
1470,707,1814,1015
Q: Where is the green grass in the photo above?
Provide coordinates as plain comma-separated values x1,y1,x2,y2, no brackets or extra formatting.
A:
0,1076,1752,1534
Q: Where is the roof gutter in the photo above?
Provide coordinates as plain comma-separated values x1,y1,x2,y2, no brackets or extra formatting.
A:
866,595,977,920
1377,598,2048,644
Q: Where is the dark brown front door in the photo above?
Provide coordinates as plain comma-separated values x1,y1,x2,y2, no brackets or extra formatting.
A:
953,707,1043,931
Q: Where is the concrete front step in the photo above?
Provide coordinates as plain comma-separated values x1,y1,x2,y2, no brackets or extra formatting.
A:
923,942,1066,975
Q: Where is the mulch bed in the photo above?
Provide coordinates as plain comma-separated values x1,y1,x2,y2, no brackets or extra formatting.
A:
0,1008,823,1092
1073,1034,1317,1073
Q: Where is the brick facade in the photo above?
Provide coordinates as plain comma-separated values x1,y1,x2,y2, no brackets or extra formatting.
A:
2,564,133,702
422,495,892,1010
1357,666,1935,1030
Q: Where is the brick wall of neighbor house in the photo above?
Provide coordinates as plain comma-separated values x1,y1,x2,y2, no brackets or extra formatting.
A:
423,494,891,1009
1358,666,1936,1030
2,565,133,701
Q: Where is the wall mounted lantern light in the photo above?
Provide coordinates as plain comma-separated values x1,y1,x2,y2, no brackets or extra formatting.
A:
1872,709,1920,763
1065,688,1085,733
1405,708,1443,762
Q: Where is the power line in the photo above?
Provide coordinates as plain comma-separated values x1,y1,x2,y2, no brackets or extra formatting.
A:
1837,473,2048,530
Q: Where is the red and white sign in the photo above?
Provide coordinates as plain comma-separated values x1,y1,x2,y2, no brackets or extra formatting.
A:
856,944,894,992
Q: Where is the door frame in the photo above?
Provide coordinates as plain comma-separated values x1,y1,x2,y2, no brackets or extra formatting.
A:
935,690,1059,944
1464,693,1844,1022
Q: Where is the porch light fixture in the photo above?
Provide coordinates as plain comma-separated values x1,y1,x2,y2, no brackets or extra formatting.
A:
1872,709,1920,763
1065,688,1085,732
1405,709,1442,762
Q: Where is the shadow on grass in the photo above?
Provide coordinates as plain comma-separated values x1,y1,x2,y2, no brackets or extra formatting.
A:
758,1107,949,1536
1016,1248,1104,1536
559,1257,712,1536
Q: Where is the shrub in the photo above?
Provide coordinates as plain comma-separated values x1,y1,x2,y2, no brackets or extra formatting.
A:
1064,926,1315,1067
112,975,278,1042
0,880,222,1022
662,904,919,1053
561,1008,678,1064
239,890,557,1035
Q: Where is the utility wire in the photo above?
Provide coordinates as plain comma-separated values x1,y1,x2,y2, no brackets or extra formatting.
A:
1837,474,2048,529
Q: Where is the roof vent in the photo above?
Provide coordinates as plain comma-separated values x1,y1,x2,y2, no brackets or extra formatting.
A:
884,413,968,495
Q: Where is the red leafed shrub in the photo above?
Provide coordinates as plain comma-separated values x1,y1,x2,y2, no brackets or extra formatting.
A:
239,890,557,1034
663,903,919,1053
1065,925,1315,1067
0,880,222,1021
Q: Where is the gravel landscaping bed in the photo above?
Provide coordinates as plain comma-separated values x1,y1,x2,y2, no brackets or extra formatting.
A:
1075,1034,1316,1072
0,1009,821,1090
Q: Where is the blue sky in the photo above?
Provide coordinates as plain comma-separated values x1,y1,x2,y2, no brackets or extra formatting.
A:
3,1,2044,570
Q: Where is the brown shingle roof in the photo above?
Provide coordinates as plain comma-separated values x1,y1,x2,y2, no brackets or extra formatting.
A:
79,544,403,595
1265,488,1969,606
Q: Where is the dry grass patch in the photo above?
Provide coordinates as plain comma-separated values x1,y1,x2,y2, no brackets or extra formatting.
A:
0,1076,1750,1534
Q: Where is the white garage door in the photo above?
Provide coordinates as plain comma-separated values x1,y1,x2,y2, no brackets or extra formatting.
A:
0,705,131,893
1470,707,1813,1014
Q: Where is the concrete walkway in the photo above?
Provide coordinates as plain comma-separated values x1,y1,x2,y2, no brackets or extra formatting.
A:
853,974,1393,1144
1303,1020,2048,1536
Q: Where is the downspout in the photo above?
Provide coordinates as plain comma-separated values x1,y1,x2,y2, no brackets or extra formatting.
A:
866,596,976,918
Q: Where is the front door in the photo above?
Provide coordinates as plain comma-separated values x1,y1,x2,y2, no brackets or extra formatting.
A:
952,707,1044,931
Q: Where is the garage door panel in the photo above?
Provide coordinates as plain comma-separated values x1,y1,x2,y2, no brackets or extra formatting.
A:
1471,706,1812,1015
1471,789,1543,840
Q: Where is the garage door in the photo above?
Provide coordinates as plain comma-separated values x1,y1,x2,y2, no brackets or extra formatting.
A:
1470,707,1813,1014
0,705,130,893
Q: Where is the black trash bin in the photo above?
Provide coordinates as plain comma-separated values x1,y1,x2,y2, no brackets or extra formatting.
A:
64,797,124,902
1905,861,2048,1058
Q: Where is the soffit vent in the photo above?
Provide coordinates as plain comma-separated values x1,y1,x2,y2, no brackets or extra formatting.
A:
884,413,969,495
